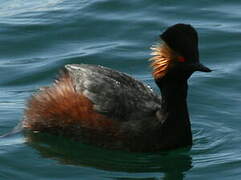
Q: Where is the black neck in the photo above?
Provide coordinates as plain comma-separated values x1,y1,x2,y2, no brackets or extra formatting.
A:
156,76,192,148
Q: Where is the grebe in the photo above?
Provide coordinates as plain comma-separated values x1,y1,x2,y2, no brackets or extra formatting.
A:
23,24,211,152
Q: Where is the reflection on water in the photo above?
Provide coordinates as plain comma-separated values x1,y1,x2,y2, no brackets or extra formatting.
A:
24,131,192,179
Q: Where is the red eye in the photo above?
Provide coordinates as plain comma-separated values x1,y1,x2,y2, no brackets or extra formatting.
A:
178,56,186,62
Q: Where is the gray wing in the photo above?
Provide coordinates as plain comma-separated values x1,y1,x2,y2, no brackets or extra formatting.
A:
65,64,162,121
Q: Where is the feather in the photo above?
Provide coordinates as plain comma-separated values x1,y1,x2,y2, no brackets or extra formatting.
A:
149,43,177,79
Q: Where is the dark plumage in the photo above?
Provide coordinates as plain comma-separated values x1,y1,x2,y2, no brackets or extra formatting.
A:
23,24,211,152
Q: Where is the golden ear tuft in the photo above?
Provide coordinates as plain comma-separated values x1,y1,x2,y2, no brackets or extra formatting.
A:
149,43,176,79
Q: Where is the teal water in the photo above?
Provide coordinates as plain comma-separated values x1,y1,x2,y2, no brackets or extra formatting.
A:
0,0,241,179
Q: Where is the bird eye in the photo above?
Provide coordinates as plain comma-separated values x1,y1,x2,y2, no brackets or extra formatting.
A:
178,56,186,62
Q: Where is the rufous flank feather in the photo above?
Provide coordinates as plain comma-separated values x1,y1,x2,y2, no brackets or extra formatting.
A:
23,71,118,136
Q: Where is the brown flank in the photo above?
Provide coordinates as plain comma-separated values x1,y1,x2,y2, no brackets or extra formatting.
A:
23,71,118,137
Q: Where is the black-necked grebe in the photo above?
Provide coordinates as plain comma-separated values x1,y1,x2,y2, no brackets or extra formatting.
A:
23,24,211,152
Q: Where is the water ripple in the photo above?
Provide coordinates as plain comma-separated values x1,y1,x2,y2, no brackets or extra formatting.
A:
192,121,241,168
1,0,241,179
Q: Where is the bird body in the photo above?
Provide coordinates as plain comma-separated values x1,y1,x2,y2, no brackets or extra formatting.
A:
24,64,166,151
23,24,211,152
